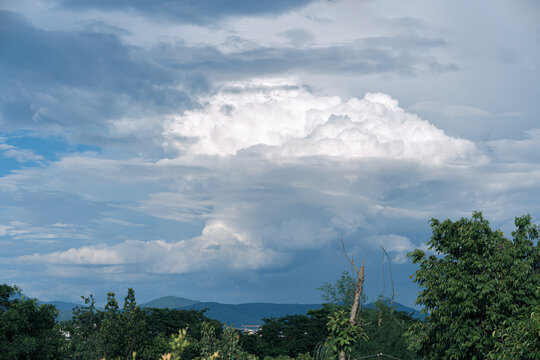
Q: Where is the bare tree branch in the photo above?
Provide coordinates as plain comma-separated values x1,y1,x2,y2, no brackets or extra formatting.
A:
380,246,395,314
340,237,366,324
339,238,367,360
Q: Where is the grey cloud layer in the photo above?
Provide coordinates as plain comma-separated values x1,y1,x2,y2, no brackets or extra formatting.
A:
0,10,197,148
1,9,455,151
162,36,456,77
57,0,315,24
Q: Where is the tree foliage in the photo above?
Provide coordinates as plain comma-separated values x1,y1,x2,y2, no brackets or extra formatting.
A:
354,300,419,360
325,309,367,358
0,284,64,360
62,289,174,360
145,308,221,340
242,308,329,358
488,285,540,359
61,294,104,360
406,212,540,359
318,271,358,307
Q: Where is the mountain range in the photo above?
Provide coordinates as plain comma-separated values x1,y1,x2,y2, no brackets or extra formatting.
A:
26,295,423,325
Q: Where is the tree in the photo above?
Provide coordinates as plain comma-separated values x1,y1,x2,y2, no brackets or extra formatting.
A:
318,271,357,307
120,288,148,357
145,307,223,359
97,291,123,359
326,309,367,360
242,309,329,358
196,322,251,360
60,294,104,360
144,307,221,340
488,285,540,359
97,289,149,360
0,284,65,360
62,290,223,360
217,325,244,360
354,300,420,360
406,212,540,359
325,239,367,360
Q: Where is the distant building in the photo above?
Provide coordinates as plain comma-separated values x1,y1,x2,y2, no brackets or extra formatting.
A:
237,325,261,334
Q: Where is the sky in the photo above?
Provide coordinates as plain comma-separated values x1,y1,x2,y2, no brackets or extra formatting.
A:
1,0,539,307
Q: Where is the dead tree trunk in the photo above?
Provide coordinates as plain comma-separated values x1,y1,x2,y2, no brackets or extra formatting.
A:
379,246,395,327
339,239,366,360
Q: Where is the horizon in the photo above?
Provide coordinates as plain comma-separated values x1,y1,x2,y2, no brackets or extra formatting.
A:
28,291,421,311
1,0,539,309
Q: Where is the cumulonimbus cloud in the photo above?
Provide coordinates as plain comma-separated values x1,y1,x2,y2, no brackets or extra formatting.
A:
13,78,488,276
164,78,481,166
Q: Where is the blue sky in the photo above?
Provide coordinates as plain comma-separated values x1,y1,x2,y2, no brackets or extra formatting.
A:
1,0,539,307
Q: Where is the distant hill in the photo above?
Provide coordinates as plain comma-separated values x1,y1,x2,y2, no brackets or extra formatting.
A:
176,301,425,326
43,300,81,311
40,300,81,322
177,302,322,326
364,301,425,320
141,296,199,309
15,296,82,322
11,292,425,324
56,310,75,322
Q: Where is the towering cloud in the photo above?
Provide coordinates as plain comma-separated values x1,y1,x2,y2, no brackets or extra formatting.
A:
15,78,486,277
164,78,480,165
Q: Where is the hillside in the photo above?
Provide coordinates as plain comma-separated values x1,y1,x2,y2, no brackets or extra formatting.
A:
141,296,199,309
15,292,424,324
177,302,322,326
364,301,425,320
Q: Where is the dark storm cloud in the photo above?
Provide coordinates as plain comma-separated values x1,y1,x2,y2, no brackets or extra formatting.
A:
0,11,199,134
1,12,168,91
0,9,456,145
159,35,457,78
57,0,315,24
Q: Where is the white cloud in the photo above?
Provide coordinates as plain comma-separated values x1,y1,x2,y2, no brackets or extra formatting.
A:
371,234,417,264
164,78,481,166
483,129,540,163
100,217,145,227
409,101,520,119
19,219,287,273
0,225,9,236
21,245,123,265
0,142,43,162
137,192,214,224
0,221,88,242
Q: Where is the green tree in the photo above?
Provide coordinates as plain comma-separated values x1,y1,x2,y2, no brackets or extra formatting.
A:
0,284,65,360
145,307,222,339
97,289,150,360
98,291,123,358
167,328,191,360
354,300,419,360
488,286,540,359
120,288,148,357
198,321,219,359
60,294,104,360
318,271,357,307
217,326,242,360
325,309,367,359
242,309,329,358
62,289,177,360
325,241,367,360
196,321,252,360
144,307,221,360
406,212,540,359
